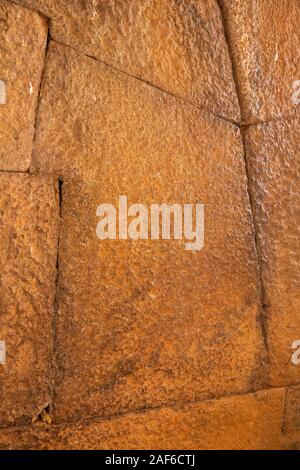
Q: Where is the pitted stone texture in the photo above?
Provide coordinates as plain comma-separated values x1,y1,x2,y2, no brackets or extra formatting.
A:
0,0,47,170
244,119,300,386
32,42,266,423
220,0,300,124
0,389,285,450
13,0,240,122
0,174,59,425
284,438,300,451
283,385,300,435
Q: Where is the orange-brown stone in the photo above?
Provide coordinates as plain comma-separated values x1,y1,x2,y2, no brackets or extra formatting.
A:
0,389,285,450
0,174,59,425
13,0,240,122
31,42,266,423
283,385,300,435
0,0,47,170
220,0,300,124
244,119,300,387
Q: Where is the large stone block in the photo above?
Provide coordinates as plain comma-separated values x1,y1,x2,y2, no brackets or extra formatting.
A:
0,0,47,170
220,0,300,124
32,42,266,422
0,389,285,449
244,119,300,386
13,0,240,122
0,174,59,425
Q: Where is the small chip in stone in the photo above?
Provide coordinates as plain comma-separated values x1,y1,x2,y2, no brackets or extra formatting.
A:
0,341,6,364
0,80,6,104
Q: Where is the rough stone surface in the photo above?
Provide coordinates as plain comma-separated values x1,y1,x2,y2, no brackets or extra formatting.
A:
281,438,300,451
220,0,300,124
0,0,47,171
32,42,266,423
0,174,59,426
13,0,240,122
283,385,300,435
244,119,300,387
0,389,285,450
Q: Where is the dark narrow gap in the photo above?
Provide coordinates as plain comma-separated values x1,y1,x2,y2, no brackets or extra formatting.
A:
49,178,63,422
0,380,293,433
54,178,63,295
217,0,269,354
30,22,51,172
10,1,240,129
240,127,269,352
217,0,244,116
28,382,289,431
51,37,240,128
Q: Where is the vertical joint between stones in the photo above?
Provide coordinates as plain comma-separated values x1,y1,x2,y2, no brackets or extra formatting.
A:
30,21,51,170
217,0,269,356
49,178,63,420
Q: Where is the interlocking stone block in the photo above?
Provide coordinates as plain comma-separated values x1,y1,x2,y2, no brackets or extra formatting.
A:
220,0,300,124
13,0,240,122
0,389,285,450
244,119,300,386
0,0,47,170
32,42,266,423
0,174,59,425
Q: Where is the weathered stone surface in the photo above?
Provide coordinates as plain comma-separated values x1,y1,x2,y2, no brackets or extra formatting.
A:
220,0,300,124
0,174,59,425
0,0,47,171
244,119,300,386
13,0,240,122
32,42,266,423
283,385,300,435
0,389,285,450
283,438,300,451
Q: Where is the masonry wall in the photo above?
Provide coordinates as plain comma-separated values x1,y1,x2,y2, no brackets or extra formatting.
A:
0,0,299,450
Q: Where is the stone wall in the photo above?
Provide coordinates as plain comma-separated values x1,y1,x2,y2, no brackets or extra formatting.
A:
0,0,299,449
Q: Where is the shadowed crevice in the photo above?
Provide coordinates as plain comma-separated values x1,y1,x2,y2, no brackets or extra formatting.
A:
49,37,241,128
30,22,51,171
217,0,269,356
49,178,64,421
0,384,287,433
